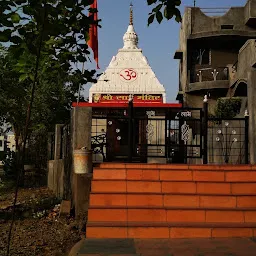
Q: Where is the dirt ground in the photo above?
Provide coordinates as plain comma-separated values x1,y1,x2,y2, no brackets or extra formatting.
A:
0,181,81,256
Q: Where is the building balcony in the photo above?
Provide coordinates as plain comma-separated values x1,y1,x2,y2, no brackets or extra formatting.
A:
188,67,230,92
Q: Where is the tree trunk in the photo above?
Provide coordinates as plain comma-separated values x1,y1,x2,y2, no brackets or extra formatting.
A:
13,127,25,187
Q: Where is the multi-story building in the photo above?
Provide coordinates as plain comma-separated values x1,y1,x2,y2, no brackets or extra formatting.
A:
175,0,256,115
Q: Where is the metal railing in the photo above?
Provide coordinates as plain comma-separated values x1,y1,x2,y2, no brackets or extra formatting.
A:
190,67,229,83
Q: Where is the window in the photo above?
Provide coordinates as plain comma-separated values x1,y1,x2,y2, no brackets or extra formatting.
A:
0,140,3,148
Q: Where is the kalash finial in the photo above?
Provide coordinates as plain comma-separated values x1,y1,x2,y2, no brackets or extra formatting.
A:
130,2,133,25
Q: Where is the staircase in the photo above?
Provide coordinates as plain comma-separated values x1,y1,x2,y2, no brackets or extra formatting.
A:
86,163,256,239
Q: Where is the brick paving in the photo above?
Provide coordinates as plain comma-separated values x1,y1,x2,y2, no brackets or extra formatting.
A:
69,238,256,256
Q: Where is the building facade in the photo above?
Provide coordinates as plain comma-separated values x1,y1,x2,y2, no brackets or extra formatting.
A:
175,0,256,115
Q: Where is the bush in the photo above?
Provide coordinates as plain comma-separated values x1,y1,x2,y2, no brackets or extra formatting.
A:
215,97,242,119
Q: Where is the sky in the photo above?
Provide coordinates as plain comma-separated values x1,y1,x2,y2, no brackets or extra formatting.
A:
84,0,247,102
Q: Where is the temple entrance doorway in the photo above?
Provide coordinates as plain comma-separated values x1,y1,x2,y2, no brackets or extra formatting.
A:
91,105,203,164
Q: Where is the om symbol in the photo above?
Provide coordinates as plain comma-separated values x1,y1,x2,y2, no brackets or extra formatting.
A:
120,68,137,82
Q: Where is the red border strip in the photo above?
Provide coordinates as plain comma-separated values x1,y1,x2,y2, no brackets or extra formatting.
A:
72,102,182,108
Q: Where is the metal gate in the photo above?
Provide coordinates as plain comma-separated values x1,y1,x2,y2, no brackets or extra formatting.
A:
91,105,204,163
131,107,203,163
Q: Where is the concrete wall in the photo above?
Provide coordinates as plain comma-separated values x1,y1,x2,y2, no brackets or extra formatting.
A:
48,159,64,198
245,0,256,25
248,69,256,164
191,6,256,36
179,8,192,94
71,107,92,219
47,124,65,198
185,95,218,115
188,81,229,93
211,49,238,67
236,39,256,79
227,39,256,163
71,107,92,151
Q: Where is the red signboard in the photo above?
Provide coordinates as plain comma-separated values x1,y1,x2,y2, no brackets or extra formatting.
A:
92,94,163,104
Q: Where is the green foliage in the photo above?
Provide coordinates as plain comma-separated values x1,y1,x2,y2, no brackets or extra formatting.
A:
0,0,97,82
0,46,89,137
215,97,242,119
147,0,182,26
0,0,98,146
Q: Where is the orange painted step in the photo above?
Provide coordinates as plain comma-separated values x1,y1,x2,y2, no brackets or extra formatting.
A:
93,168,236,182
93,168,256,183
163,195,240,208
97,163,253,171
90,182,256,196
86,222,256,238
87,207,256,223
91,181,256,195
93,168,194,181
89,193,164,206
91,180,127,193
97,163,189,170
89,193,256,208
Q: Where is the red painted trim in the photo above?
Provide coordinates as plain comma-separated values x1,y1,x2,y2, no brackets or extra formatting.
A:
72,102,182,108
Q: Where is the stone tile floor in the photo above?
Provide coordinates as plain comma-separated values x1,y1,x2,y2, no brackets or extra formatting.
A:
69,238,256,256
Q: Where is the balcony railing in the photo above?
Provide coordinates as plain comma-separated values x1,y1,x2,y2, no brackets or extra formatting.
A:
190,67,229,83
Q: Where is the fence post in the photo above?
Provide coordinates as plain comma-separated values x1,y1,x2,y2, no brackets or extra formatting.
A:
245,110,249,164
128,95,134,162
203,95,208,164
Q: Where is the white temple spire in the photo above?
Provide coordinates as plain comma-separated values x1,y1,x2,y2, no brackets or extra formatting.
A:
123,3,138,49
89,2,166,104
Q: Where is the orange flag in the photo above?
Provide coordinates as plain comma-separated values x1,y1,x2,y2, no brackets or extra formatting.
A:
88,0,99,69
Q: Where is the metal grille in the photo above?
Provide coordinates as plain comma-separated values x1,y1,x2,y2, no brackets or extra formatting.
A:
91,107,203,163
207,118,248,164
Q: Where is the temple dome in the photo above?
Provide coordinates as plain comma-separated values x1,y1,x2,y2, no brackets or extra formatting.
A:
123,24,138,49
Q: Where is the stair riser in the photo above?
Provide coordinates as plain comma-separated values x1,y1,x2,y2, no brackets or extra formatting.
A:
86,227,256,239
87,209,256,223
93,169,256,182
89,194,256,208
91,181,256,195
97,164,252,171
